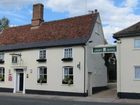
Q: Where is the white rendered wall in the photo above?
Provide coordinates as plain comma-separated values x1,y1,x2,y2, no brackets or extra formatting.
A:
86,15,107,88
0,46,85,93
117,37,140,93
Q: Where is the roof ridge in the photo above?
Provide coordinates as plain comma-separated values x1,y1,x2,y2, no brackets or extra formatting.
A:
43,13,98,24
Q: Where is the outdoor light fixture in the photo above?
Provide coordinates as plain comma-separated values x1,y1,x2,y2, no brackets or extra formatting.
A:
77,62,81,69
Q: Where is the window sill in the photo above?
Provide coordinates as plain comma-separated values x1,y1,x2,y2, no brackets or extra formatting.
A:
36,59,47,62
61,58,73,62
61,84,74,86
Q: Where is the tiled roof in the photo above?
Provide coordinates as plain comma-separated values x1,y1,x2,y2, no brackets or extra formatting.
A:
0,13,98,51
114,22,140,39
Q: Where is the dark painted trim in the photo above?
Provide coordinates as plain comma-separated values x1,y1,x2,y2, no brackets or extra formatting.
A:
0,87,13,92
118,92,140,99
0,60,4,64
61,58,73,62
26,89,88,97
36,59,47,62
92,86,108,94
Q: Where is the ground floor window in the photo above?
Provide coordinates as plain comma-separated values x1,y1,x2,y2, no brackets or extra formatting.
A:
0,67,5,81
37,66,47,83
62,66,73,85
134,66,140,80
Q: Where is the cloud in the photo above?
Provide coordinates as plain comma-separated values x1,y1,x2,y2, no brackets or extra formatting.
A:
46,0,140,43
0,0,139,43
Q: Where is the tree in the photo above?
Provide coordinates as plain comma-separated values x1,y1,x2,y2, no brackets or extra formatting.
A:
0,17,9,31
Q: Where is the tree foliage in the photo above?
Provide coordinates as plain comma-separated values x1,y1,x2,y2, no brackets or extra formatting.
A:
0,17,9,31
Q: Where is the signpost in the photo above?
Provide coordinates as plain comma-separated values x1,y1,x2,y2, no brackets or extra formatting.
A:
93,45,116,54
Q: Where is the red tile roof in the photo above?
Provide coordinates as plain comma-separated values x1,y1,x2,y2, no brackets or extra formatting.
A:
0,13,98,46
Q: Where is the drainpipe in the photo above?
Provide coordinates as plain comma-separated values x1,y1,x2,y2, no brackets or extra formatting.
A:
82,45,87,96
117,40,121,95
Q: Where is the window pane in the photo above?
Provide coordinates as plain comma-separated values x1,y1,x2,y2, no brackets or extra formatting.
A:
12,56,17,63
69,68,73,74
64,68,68,75
63,67,73,84
135,67,140,79
0,67,4,81
134,39,140,48
64,48,72,58
39,50,46,59
38,67,47,83
0,53,4,60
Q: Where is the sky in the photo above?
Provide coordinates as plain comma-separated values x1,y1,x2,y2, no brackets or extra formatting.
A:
0,0,140,43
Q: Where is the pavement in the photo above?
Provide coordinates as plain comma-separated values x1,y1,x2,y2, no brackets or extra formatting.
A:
0,83,140,104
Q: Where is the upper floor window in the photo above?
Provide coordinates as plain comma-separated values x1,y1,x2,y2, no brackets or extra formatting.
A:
64,48,72,58
39,49,46,59
0,52,4,61
134,66,140,80
134,39,140,48
12,56,18,64
62,66,73,85
37,66,47,83
0,67,5,81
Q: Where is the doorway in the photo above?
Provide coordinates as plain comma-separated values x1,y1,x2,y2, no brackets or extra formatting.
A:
88,72,92,96
16,69,24,92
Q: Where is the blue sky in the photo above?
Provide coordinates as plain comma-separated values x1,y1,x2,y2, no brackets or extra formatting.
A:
0,0,140,43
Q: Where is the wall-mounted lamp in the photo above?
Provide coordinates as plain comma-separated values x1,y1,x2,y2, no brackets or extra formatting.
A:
77,62,81,69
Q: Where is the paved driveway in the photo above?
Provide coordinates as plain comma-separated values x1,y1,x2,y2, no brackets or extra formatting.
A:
91,83,117,98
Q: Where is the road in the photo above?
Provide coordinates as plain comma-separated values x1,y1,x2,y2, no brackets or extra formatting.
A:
0,95,137,105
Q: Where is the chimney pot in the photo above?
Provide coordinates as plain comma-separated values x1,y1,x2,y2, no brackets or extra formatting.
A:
32,3,44,27
95,9,98,13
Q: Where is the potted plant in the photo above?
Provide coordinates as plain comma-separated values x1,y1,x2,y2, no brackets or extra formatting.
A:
0,75,4,81
37,77,47,84
62,76,73,85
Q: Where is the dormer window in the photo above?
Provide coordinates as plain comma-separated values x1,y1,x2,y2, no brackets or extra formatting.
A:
37,49,46,62
0,52,4,64
62,48,73,62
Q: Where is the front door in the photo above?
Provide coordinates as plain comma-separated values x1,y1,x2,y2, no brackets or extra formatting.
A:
19,73,24,91
16,69,24,92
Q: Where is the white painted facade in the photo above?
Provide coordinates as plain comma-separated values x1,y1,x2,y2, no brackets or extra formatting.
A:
0,15,107,95
0,46,85,93
117,37,140,93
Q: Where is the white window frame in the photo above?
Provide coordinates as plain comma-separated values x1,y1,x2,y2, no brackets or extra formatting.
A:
12,56,18,64
37,66,47,83
62,66,73,84
134,66,140,80
63,48,72,58
134,39,140,48
39,49,46,59
0,52,4,61
0,67,5,82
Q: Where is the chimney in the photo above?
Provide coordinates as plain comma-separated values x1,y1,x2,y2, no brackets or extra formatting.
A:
32,3,44,27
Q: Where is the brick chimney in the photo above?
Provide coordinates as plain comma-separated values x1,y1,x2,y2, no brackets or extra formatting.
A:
32,3,44,27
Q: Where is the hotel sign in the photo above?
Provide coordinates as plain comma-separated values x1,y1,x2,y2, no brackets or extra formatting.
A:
93,46,116,53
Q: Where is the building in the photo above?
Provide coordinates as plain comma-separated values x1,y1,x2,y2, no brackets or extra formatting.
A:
0,3,107,96
114,22,140,99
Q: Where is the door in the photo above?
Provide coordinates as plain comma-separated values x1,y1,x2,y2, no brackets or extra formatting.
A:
19,73,24,91
88,72,92,96
16,69,24,92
